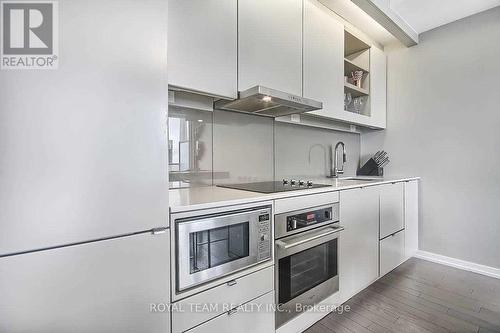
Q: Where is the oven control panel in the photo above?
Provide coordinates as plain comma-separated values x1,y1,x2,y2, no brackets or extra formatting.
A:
257,213,271,260
286,206,336,232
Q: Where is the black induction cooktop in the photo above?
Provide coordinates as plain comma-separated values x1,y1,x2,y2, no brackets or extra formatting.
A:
217,180,332,194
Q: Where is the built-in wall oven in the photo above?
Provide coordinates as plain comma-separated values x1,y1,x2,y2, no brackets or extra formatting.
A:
173,204,272,292
275,202,342,327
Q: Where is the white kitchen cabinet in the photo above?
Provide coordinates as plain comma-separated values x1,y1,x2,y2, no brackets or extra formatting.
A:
168,0,237,99
368,46,387,128
380,229,405,276
339,186,379,302
0,232,170,332
172,266,274,333
185,291,275,333
238,0,302,96
404,180,419,260
379,182,404,239
303,0,345,118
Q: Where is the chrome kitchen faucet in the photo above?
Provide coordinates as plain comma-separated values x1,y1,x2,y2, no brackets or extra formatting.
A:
330,142,346,178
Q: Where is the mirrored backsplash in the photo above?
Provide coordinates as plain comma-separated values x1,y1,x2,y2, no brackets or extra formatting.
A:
213,110,274,185
168,91,360,189
274,122,360,181
168,105,214,188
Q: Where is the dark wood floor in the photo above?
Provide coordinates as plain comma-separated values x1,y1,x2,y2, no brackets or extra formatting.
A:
305,258,500,333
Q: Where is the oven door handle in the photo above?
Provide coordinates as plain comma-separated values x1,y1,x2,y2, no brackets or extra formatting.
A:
276,225,344,250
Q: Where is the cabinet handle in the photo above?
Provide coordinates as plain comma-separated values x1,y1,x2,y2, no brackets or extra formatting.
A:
227,308,238,316
226,280,237,287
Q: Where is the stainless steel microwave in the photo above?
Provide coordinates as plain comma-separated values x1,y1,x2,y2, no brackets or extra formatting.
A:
173,205,272,292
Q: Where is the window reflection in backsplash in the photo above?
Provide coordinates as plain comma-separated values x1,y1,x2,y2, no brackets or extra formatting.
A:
168,105,213,188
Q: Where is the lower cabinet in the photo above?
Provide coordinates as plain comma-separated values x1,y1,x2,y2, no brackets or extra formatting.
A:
379,182,405,239
186,291,275,333
404,180,419,260
0,232,170,333
380,229,405,276
378,180,419,277
339,180,419,287
339,186,380,302
172,266,274,333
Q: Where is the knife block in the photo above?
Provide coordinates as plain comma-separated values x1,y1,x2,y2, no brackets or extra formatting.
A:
358,158,384,176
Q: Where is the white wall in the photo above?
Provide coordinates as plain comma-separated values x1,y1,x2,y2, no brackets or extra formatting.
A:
361,6,500,268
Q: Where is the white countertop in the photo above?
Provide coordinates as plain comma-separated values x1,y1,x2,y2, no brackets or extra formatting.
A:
169,176,420,213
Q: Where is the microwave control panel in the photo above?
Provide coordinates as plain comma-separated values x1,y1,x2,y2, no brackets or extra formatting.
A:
257,213,271,261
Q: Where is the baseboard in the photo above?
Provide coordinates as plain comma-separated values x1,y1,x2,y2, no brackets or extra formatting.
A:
414,250,500,280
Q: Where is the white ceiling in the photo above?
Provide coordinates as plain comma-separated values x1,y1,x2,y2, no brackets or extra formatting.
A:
390,0,500,33
320,0,398,45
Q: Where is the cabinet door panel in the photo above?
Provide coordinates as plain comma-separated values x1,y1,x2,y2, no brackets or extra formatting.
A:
186,291,275,333
0,0,169,256
238,0,302,95
404,180,419,259
369,46,387,128
339,186,379,302
303,0,344,118
380,230,405,276
168,0,237,98
0,232,170,333
172,266,273,333
227,291,274,333
380,182,404,239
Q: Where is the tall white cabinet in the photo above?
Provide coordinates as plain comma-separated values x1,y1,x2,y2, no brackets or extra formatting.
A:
303,0,345,119
238,0,303,96
168,0,237,99
0,232,170,332
339,186,380,301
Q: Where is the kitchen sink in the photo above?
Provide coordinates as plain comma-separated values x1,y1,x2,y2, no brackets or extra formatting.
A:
340,177,380,181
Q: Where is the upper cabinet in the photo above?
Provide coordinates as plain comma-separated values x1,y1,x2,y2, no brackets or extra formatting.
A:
238,0,302,96
302,3,387,129
333,30,387,129
368,46,387,128
169,0,388,129
168,0,237,99
303,0,345,119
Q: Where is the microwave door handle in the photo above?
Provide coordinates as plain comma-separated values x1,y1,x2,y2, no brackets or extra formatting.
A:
276,226,344,250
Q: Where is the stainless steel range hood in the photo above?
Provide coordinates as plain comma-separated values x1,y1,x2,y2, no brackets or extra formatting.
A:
214,86,322,117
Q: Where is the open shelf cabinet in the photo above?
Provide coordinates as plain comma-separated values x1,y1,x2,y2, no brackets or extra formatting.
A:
344,30,371,117
344,82,369,98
